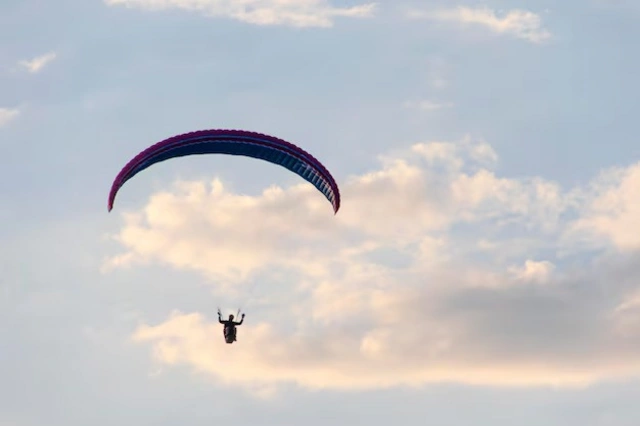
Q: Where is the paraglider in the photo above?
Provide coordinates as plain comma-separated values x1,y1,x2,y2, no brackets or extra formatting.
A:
107,129,340,346
107,129,341,214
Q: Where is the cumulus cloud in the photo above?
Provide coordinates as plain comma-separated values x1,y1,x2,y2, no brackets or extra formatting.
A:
567,164,640,251
18,52,57,74
107,135,640,394
408,6,551,43
0,108,19,127
104,0,376,27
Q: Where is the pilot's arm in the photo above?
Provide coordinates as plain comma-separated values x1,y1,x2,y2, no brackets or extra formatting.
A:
235,314,245,325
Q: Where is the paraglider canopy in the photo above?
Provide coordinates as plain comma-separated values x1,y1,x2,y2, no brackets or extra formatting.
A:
107,129,341,213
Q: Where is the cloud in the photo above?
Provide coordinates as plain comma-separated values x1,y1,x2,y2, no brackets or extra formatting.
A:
566,164,640,251
0,108,20,127
104,0,377,27
18,52,57,74
107,136,640,394
408,6,551,43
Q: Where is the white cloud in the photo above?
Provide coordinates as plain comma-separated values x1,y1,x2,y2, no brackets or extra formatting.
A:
408,6,551,43
566,164,640,251
104,0,377,27
0,108,19,127
106,136,640,394
508,259,555,284
18,52,57,74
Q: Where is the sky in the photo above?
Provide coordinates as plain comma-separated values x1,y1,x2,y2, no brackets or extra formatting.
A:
2,0,640,424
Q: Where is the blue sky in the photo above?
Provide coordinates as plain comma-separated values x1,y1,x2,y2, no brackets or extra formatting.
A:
3,0,640,425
